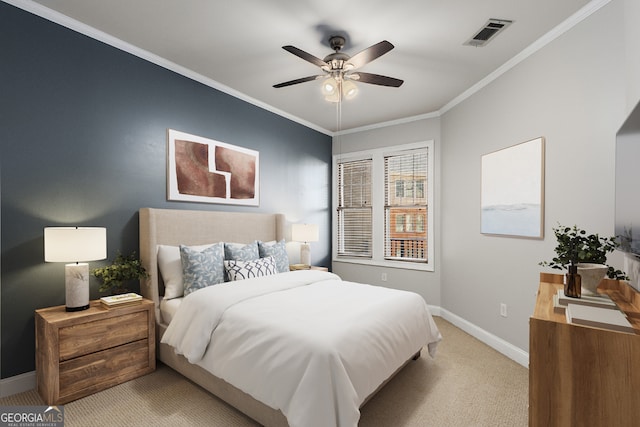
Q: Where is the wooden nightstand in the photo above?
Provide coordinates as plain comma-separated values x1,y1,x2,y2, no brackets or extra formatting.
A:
290,264,329,272
35,299,155,405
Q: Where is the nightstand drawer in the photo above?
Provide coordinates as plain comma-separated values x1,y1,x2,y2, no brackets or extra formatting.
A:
59,311,148,361
59,339,150,402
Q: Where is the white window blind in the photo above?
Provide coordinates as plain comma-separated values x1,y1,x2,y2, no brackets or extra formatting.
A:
337,158,372,258
384,149,428,262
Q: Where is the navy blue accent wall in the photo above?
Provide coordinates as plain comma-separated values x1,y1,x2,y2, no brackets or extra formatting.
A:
0,3,332,378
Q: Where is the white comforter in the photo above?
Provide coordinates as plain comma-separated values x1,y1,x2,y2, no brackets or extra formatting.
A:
162,270,441,427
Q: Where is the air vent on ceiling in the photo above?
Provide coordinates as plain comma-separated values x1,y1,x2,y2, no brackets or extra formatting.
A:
464,19,513,47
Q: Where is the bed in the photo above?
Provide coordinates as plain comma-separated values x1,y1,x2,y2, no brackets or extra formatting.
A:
139,207,441,427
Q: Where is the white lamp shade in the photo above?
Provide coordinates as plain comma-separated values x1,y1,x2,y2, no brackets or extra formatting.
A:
292,224,319,243
44,227,107,262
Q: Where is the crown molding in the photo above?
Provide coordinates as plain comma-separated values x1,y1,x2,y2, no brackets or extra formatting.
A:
3,0,333,136
4,0,610,137
439,0,611,115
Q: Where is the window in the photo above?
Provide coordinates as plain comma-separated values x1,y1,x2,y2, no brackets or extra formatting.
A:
395,180,405,198
405,214,413,232
336,158,372,258
395,214,405,232
416,181,425,198
333,141,434,271
384,149,427,262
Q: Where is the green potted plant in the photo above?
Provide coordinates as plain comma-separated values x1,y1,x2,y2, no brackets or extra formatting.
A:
539,224,627,295
92,251,149,294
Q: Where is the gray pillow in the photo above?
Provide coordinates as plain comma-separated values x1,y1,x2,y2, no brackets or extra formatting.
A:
224,241,259,261
257,239,289,273
180,242,225,296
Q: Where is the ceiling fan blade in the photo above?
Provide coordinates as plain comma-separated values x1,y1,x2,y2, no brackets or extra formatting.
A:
350,72,404,87
273,75,322,88
282,45,327,68
347,40,394,69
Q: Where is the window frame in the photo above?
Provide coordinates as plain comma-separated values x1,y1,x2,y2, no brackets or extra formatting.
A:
332,140,434,272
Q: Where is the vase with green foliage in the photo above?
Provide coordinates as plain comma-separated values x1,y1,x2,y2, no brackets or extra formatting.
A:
92,251,149,294
539,224,627,283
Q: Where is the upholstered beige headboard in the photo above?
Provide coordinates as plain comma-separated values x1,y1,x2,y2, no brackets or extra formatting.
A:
139,208,286,321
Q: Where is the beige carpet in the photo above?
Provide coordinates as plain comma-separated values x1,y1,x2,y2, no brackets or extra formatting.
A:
0,318,528,426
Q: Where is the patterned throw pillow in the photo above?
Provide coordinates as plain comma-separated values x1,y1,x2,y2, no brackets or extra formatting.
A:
257,239,290,273
180,242,225,296
157,243,221,299
224,256,277,281
224,241,259,261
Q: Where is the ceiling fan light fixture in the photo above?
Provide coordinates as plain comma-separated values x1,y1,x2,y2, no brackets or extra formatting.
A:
325,91,341,103
342,79,358,100
323,76,341,102
322,76,358,102
274,35,402,100
322,76,338,97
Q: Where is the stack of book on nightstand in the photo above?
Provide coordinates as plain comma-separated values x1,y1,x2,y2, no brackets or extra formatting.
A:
100,293,143,308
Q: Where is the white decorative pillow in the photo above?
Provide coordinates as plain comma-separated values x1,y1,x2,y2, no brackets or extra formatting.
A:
224,256,277,281
258,239,290,273
180,242,225,296
157,245,183,300
224,241,259,261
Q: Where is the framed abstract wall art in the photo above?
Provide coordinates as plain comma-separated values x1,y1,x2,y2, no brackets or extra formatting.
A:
167,129,259,206
481,137,545,238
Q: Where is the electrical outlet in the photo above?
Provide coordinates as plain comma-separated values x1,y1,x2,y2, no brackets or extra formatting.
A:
381,273,387,282
500,303,508,318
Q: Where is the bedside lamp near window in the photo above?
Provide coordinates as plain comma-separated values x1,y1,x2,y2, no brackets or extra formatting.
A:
44,227,107,312
292,223,319,266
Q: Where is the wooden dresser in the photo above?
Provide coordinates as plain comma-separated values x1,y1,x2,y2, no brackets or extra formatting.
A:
35,299,155,405
529,273,640,427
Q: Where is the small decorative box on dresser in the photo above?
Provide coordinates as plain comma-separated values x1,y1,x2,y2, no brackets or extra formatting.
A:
35,299,155,405
529,273,640,427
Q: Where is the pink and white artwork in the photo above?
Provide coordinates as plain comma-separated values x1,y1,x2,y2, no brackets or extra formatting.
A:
167,129,259,206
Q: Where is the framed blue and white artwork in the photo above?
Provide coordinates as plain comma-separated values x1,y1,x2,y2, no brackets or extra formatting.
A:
481,137,545,239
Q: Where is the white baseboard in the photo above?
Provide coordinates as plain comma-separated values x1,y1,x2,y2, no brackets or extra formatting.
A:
437,308,530,368
0,370,35,398
426,304,441,317
0,306,527,399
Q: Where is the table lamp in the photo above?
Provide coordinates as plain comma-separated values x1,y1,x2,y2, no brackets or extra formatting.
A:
44,227,107,311
292,223,319,266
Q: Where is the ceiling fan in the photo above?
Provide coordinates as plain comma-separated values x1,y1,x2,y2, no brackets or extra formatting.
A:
273,36,403,101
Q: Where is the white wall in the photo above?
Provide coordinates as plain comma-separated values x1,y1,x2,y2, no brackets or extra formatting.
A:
332,117,442,306
440,1,628,352
623,0,640,109
334,0,640,357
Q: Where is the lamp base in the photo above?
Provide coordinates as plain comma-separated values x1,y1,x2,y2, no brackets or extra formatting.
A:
300,243,311,266
65,263,90,312
66,304,90,312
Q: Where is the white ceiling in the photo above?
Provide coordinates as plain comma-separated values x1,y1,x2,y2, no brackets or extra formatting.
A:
14,0,599,134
